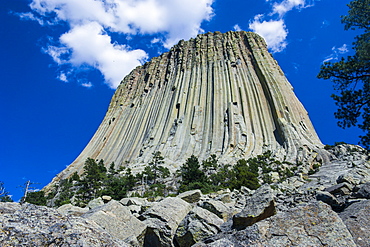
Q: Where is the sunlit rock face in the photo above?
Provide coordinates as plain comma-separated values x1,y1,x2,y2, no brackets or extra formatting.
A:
51,31,324,182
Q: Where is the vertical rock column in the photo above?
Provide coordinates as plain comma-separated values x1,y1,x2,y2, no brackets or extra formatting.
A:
50,31,323,183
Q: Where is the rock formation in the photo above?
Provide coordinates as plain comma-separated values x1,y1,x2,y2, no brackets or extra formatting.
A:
48,31,325,187
2,144,370,247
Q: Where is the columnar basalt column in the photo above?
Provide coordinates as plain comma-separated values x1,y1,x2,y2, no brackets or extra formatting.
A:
47,31,324,186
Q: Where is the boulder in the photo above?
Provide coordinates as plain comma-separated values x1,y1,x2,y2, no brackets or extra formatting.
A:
336,168,370,185
197,202,356,246
354,182,370,199
57,203,89,216
83,200,146,245
324,182,353,196
316,191,342,210
199,200,231,222
340,199,370,247
232,184,276,230
215,193,232,204
87,197,104,209
120,197,146,206
140,197,192,247
0,202,129,246
102,195,112,202
175,206,224,247
177,189,202,203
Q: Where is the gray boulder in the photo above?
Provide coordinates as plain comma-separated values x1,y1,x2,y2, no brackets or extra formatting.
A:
83,200,146,245
354,182,370,199
196,202,356,247
87,197,104,209
0,202,129,246
232,184,276,230
177,189,202,203
316,191,342,210
140,197,192,247
175,206,224,247
324,182,353,196
337,168,370,185
340,199,370,247
57,203,89,216
199,200,231,222
120,197,146,206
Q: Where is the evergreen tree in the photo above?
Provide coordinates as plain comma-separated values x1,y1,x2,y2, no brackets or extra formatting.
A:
139,152,169,184
0,181,12,202
179,155,209,192
229,159,260,190
76,158,107,205
318,0,370,148
24,191,47,206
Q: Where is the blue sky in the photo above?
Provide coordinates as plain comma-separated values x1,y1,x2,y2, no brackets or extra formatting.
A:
1,0,363,201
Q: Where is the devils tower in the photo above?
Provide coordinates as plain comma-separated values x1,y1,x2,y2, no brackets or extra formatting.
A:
49,31,325,185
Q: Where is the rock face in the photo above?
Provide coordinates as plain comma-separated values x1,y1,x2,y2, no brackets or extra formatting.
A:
195,202,357,247
48,31,324,186
1,146,370,247
340,200,370,246
0,202,129,246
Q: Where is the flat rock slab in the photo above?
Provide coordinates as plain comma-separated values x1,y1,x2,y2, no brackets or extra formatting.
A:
0,202,129,246
340,199,370,247
195,201,356,247
57,203,89,216
83,200,146,245
177,189,202,203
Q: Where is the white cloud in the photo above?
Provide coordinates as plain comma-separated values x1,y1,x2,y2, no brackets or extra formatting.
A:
25,0,215,88
48,22,148,89
337,44,348,54
81,82,93,88
248,0,317,52
272,0,306,17
323,44,349,63
249,16,288,53
58,72,68,82
233,24,242,31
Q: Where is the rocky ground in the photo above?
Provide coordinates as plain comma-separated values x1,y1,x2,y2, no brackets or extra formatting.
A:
1,144,369,246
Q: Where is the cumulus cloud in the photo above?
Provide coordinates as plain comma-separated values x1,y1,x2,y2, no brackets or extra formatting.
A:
272,0,306,16
24,0,214,88
233,24,242,31
249,16,287,53
248,0,316,53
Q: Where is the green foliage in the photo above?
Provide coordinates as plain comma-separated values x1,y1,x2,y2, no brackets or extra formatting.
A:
70,172,80,182
108,162,117,175
76,158,107,205
142,183,166,198
138,152,170,184
180,155,208,184
49,158,142,207
228,159,260,190
178,155,210,193
202,154,218,173
54,178,74,207
25,191,47,206
0,181,13,202
317,0,370,149
308,163,321,175
209,164,233,189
